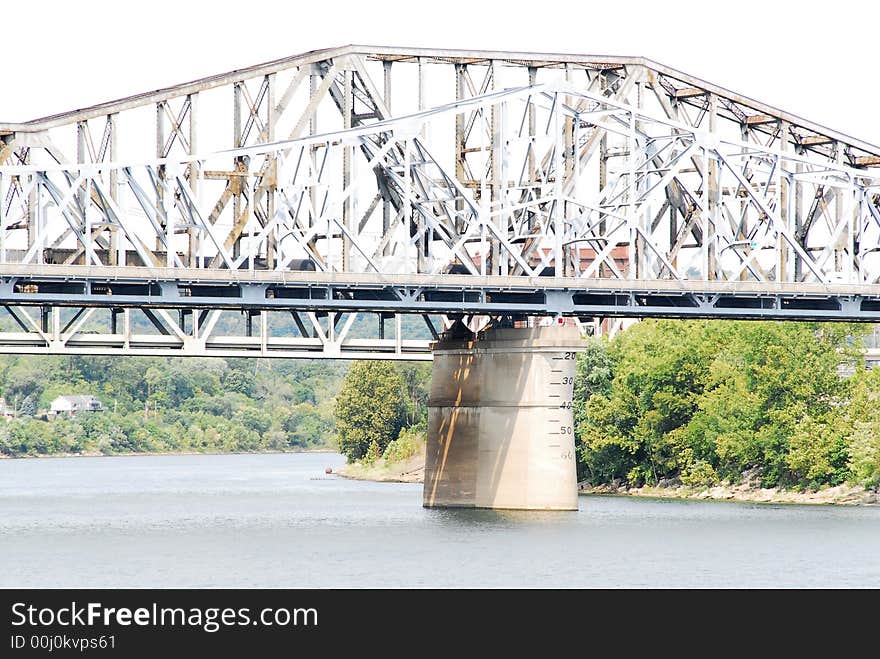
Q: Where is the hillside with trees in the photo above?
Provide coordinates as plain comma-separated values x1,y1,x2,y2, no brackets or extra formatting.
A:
0,355,346,456
0,351,431,461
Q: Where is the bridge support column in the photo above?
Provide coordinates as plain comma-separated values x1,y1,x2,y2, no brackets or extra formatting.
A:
424,325,582,510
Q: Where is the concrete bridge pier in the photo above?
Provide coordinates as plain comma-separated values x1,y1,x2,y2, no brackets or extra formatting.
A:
423,325,583,510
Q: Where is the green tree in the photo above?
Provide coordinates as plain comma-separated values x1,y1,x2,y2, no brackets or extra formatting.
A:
238,407,272,436
572,336,614,455
334,361,405,461
786,408,850,487
144,367,164,399
677,322,857,487
394,362,431,429
222,369,254,397
283,403,334,448
5,360,48,401
18,394,36,417
575,319,867,490
577,320,727,485
842,366,880,487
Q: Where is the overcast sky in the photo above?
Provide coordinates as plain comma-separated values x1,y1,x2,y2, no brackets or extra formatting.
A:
3,0,878,145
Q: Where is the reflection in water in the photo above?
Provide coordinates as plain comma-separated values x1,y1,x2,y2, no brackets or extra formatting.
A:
0,452,877,588
427,507,577,529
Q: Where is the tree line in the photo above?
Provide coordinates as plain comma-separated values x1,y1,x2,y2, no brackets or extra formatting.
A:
0,352,432,460
4,319,879,496
0,355,346,456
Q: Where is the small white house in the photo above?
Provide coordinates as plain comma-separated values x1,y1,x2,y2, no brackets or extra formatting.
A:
50,395,105,415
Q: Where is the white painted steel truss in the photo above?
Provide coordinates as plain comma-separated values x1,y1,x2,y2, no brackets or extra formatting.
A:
1,46,879,358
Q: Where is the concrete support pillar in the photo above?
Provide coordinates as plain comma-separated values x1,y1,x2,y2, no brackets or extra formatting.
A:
424,325,582,510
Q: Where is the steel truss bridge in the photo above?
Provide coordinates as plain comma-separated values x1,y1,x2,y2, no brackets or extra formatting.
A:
1,45,880,360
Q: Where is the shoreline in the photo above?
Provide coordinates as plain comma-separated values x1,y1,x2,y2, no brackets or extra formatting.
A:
334,452,425,484
336,455,880,506
578,482,880,506
13,449,877,506
0,447,339,460
335,462,424,484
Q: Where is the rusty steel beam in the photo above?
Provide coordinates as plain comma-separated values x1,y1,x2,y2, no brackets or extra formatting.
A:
673,87,706,99
801,135,835,146
745,114,777,126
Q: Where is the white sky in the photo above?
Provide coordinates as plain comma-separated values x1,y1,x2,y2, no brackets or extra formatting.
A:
3,0,879,145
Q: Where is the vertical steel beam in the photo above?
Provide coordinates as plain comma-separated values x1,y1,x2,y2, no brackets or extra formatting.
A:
707,92,719,279
834,140,844,273
454,63,466,233
156,102,166,254
108,113,120,266
156,102,166,157
383,60,392,114
382,61,392,256
342,68,353,272
32,175,42,263
265,75,276,268
598,72,608,266
417,57,428,270
309,70,319,135
626,97,637,279
309,71,319,231
527,66,536,181
778,120,790,281
563,64,575,183
76,121,87,162
417,56,426,140
188,93,200,267
232,84,243,261
488,60,501,275
635,76,645,279
76,121,88,257
553,91,564,276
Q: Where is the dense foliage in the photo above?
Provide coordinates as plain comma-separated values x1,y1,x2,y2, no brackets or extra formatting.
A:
0,352,431,462
334,361,430,462
574,320,880,490
0,356,345,456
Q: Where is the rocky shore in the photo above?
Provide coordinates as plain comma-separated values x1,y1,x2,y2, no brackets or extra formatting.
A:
579,478,880,505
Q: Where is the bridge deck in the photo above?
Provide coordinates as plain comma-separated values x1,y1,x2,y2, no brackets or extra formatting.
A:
1,265,878,321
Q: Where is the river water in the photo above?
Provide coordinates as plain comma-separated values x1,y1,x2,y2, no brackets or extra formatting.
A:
0,452,877,588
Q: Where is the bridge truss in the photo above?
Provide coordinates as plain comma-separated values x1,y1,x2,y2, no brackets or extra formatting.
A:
1,45,879,358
